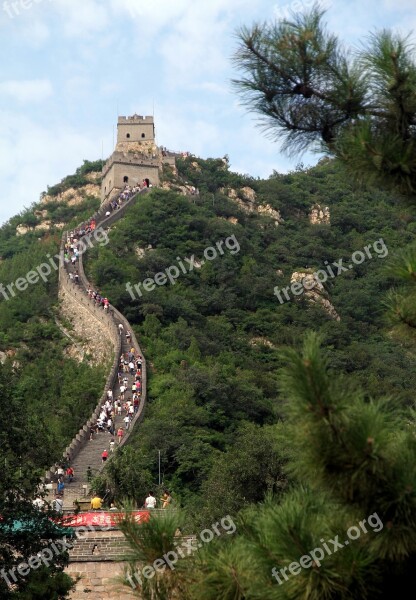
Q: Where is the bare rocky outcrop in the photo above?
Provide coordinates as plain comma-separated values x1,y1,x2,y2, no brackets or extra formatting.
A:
85,171,102,182
257,203,284,225
0,349,18,365
161,181,198,196
135,244,153,259
16,221,66,235
219,187,283,226
290,271,340,321
309,203,330,225
249,337,276,349
35,220,65,232
16,225,30,236
42,183,101,206
240,187,257,202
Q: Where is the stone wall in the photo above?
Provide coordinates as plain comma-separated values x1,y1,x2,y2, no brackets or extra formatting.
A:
117,116,154,144
59,283,115,366
66,530,195,599
69,529,131,561
66,560,136,600
44,189,149,480
102,160,159,202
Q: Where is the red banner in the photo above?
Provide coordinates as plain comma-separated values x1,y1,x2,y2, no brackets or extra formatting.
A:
61,511,150,528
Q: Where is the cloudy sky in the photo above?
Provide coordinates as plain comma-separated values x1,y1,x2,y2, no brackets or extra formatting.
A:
0,0,415,225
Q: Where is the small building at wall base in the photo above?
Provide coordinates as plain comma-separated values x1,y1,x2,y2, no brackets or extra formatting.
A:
101,114,176,203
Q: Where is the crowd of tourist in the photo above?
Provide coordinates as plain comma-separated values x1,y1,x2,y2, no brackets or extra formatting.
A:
89,343,144,446
35,181,164,514
103,180,151,216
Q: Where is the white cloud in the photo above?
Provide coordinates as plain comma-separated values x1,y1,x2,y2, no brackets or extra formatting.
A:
0,79,53,103
53,0,109,37
0,111,101,225
112,0,191,31
20,19,51,46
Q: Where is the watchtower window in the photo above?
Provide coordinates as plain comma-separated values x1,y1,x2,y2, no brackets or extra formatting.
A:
123,176,129,183
126,133,130,138
141,133,146,138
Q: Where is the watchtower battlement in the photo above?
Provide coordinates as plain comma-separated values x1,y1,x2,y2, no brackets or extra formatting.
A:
117,114,155,145
101,113,169,202
118,115,154,124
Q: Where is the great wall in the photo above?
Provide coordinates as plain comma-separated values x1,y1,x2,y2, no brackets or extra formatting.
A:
50,187,150,599
31,113,193,599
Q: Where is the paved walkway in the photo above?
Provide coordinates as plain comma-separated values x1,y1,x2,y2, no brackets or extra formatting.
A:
49,188,147,510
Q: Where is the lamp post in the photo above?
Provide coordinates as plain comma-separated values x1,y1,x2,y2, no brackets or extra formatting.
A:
158,450,161,486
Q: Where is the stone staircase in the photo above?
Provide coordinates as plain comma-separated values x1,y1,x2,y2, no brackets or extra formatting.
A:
67,321,140,490
45,189,148,510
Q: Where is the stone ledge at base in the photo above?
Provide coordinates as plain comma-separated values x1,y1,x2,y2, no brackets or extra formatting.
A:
66,561,137,600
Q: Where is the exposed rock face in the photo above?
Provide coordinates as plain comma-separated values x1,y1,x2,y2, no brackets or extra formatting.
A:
16,225,30,236
290,271,340,321
161,182,197,196
240,187,257,202
309,204,330,225
34,220,65,232
135,244,153,259
225,187,238,200
0,349,17,364
85,171,102,182
17,221,66,235
219,187,283,226
42,182,101,206
257,204,284,225
249,337,275,349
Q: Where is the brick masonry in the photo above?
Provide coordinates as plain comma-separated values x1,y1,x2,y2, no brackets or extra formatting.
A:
66,560,137,600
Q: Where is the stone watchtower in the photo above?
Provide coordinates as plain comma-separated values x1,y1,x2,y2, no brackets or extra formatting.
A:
101,114,162,203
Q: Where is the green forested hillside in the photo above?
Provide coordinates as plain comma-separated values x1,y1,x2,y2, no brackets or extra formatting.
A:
1,156,416,599
0,183,105,472
83,156,416,520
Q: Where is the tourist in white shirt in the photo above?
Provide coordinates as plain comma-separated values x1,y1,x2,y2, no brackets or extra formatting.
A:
145,492,157,509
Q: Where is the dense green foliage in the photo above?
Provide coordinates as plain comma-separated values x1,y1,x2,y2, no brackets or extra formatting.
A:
0,366,75,599
0,182,105,597
119,336,416,600
85,156,416,523
0,196,106,469
2,151,416,598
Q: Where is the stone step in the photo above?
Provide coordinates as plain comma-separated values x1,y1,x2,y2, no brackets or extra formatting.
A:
54,190,146,512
